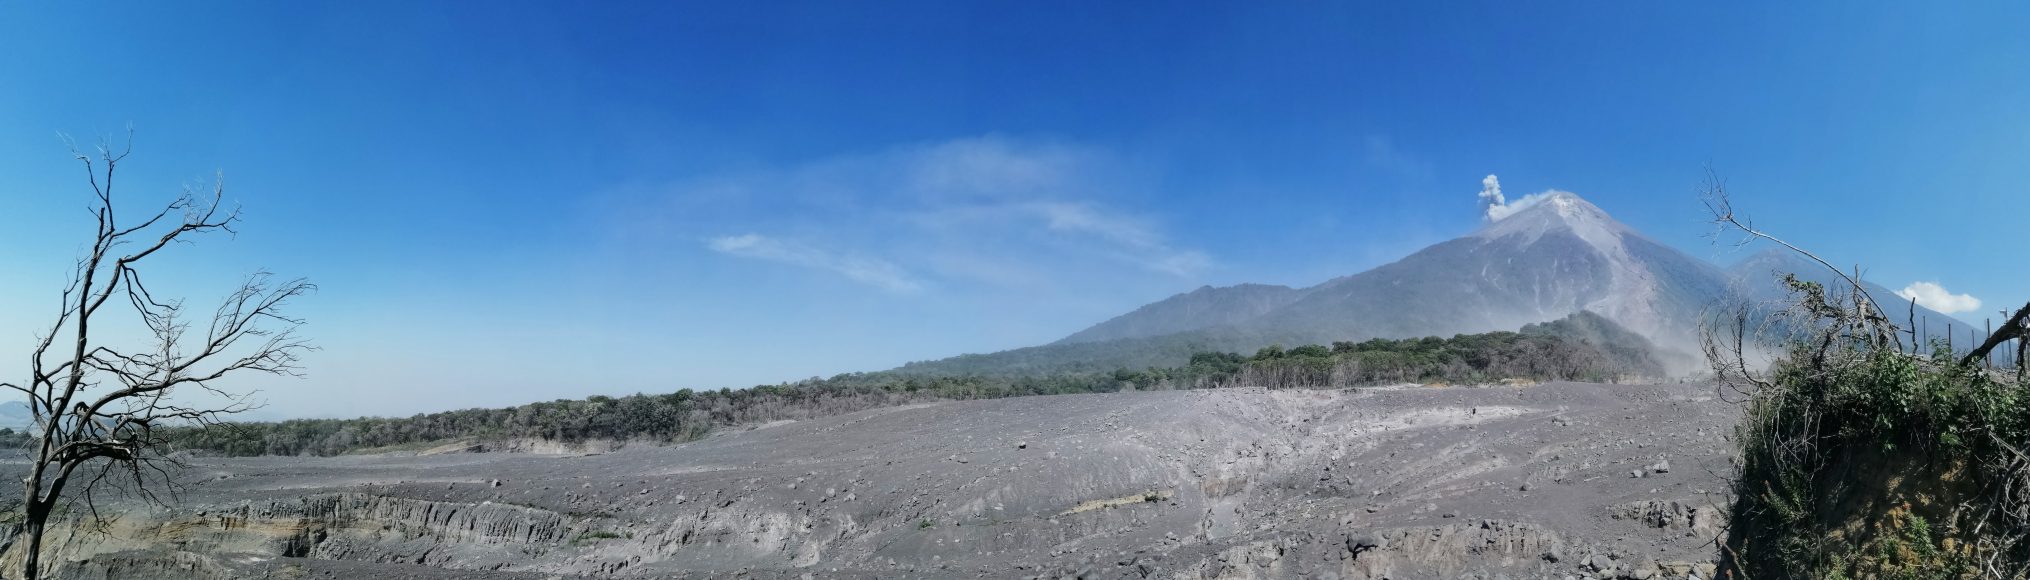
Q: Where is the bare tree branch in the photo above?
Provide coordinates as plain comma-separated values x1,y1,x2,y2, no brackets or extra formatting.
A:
1700,170,1898,351
1963,303,2030,368
10,139,310,580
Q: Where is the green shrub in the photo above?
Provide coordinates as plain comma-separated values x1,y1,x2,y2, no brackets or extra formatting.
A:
1717,276,2029,578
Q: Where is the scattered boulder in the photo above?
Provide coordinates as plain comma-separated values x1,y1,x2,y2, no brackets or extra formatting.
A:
1346,532,1381,558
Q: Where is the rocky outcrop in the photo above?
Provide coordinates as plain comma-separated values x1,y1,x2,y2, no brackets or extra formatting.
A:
1611,499,1722,538
48,550,239,580
9,493,583,577
259,493,575,567
281,493,573,547
1340,520,1565,578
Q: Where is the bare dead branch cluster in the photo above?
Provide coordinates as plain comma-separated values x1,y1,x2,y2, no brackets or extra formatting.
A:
1699,170,1899,353
7,135,312,579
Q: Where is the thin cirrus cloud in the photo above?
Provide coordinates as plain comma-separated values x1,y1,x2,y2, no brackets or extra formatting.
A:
672,136,1211,292
1896,281,1982,315
706,233,925,294
1028,201,1209,276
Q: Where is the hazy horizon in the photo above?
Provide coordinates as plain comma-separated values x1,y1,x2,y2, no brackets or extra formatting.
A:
4,2,2026,418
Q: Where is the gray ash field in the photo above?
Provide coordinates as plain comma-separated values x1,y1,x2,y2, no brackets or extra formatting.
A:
28,382,1737,579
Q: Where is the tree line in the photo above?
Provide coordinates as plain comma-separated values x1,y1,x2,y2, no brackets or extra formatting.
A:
156,312,1656,457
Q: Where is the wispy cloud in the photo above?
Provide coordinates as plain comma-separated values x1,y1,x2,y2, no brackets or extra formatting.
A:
1028,202,1209,275
650,135,1211,293
1896,281,1982,315
902,137,1089,199
707,233,925,293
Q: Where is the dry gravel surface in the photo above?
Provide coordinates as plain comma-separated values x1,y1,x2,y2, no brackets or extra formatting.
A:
11,381,1739,579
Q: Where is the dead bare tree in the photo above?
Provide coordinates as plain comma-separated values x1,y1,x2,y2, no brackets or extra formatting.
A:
0,135,313,580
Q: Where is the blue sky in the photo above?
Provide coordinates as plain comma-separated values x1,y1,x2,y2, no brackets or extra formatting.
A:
2,2,2025,417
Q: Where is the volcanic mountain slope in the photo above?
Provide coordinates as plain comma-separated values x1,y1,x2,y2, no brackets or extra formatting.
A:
905,192,1738,376
1057,283,1306,345
1247,193,1731,358
6,381,1734,579
903,192,1990,378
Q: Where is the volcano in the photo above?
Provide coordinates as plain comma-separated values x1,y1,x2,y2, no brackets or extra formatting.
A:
899,191,1972,376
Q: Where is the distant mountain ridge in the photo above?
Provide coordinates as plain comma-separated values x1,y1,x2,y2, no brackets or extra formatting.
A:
1725,247,1974,349
1056,283,1305,345
0,401,32,429
899,191,1976,377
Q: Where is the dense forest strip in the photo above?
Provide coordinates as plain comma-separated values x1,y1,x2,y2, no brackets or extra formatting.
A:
120,311,1660,457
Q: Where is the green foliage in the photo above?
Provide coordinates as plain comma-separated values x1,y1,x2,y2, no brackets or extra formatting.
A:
1211,317,1660,388
891,328,1292,377
0,428,32,450
161,371,1139,456
1720,280,2030,579
1286,344,1331,358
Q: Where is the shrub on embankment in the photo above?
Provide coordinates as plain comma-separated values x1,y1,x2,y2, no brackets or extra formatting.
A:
1716,275,2030,578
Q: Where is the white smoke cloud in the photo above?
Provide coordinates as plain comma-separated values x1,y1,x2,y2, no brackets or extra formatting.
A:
1476,174,1505,220
1478,174,1566,222
1896,281,1982,315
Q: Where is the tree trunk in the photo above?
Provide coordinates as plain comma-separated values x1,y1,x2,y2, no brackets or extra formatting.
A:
1961,303,2029,368
20,501,47,580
